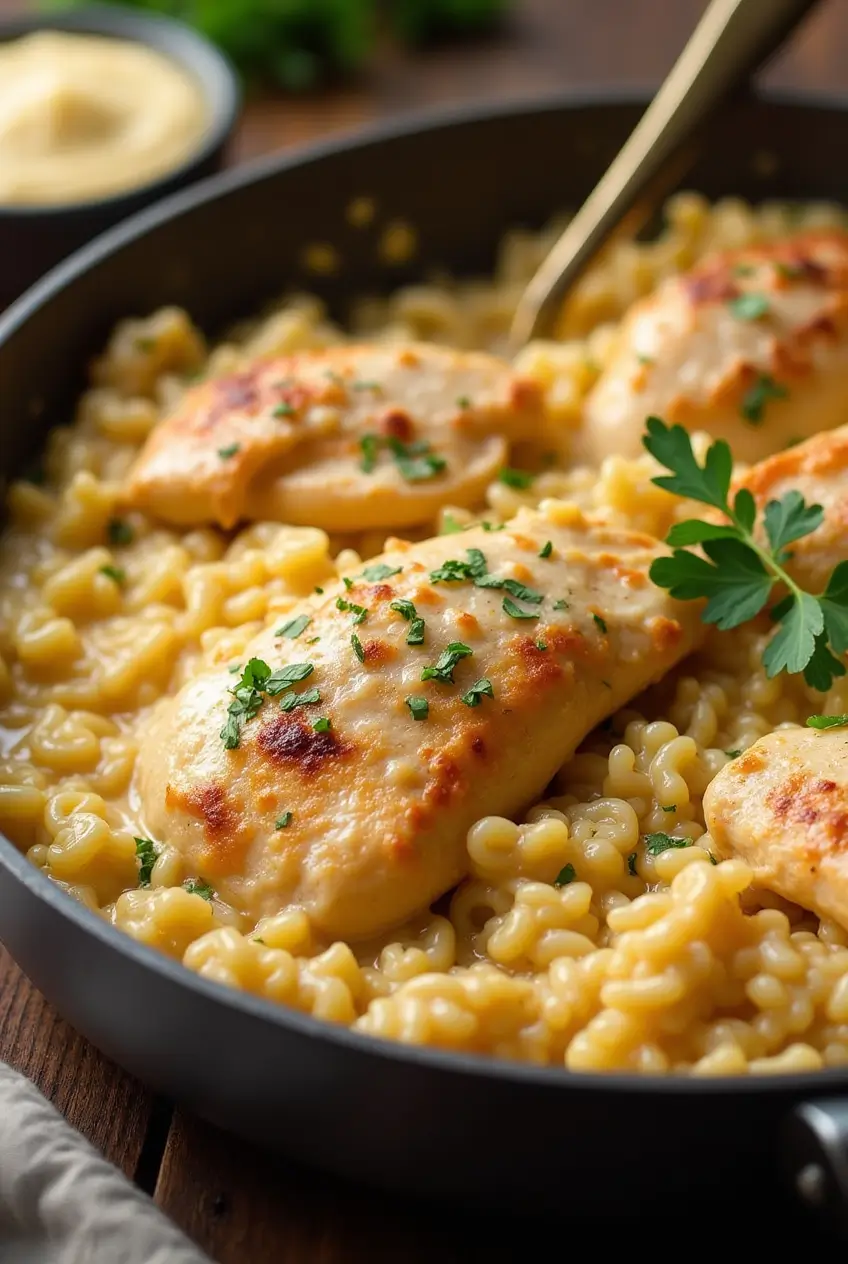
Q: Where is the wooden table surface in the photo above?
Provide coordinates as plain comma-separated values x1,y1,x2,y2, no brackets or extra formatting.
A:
3,1,848,1258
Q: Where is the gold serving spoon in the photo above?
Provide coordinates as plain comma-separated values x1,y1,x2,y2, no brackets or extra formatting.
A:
509,0,824,351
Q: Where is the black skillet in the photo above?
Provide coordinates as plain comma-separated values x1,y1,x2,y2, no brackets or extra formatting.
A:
2,91,848,1232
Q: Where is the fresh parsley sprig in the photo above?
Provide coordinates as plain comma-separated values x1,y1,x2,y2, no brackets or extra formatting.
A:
643,417,848,690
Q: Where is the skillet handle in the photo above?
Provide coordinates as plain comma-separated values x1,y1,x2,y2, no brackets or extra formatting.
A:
784,1100,848,1237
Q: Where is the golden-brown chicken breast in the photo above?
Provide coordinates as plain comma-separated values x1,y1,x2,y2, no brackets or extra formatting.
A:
582,230,848,465
134,503,703,940
123,343,544,531
704,726,848,929
735,421,848,595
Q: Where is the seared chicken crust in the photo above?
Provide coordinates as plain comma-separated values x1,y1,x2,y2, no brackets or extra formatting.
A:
124,343,544,531
734,420,848,595
135,503,704,939
582,230,848,465
705,727,848,930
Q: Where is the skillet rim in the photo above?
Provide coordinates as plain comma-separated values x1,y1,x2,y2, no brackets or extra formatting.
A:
2,85,848,1099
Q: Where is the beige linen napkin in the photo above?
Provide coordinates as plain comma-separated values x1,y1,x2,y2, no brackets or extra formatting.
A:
0,1060,210,1264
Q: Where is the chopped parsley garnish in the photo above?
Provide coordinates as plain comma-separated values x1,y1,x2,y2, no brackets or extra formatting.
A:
358,432,447,482
336,596,368,624
636,353,655,365
729,292,769,321
643,832,693,856
264,663,315,695
221,658,314,749
361,563,401,582
107,518,134,546
456,395,471,409
807,714,848,729
353,379,381,391
351,632,365,662
388,436,447,483
390,598,425,645
359,433,380,473
592,614,608,633
276,812,293,828
421,642,473,684
725,749,742,759
275,615,311,639
661,804,677,813
342,577,354,590
134,837,157,886
481,521,505,532
503,596,538,620
184,878,214,900
553,599,569,611
405,695,429,721
306,636,320,644
312,717,332,733
502,579,543,604
228,664,241,673
775,261,805,279
314,586,324,594
460,678,494,707
442,514,466,535
273,402,295,417
740,374,788,424
538,541,553,558
627,852,638,876
99,565,125,584
217,443,240,459
498,467,534,489
643,416,848,691
278,687,321,711
554,863,576,886
535,640,547,651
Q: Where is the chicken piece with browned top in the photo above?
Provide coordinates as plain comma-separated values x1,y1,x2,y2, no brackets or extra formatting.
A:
705,726,848,930
582,230,848,465
124,343,544,531
134,503,704,940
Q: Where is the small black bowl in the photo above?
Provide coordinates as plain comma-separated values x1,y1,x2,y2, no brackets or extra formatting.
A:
0,3,240,311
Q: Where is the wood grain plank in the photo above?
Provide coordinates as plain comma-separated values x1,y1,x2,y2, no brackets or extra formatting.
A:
0,946,154,1177
155,1110,568,1264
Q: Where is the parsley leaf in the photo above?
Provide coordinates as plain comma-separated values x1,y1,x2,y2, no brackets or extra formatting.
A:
264,663,315,695
741,374,788,424
184,878,214,900
351,632,365,662
134,837,157,886
273,402,295,417
99,565,125,584
390,598,425,645
729,292,769,320
361,563,401,581
643,417,848,690
312,717,332,733
278,687,320,712
276,812,293,828
498,467,534,489
405,695,429,721
442,513,466,535
107,517,134,546
807,713,848,729
460,677,494,707
644,832,693,856
539,541,553,558
275,615,311,639
421,642,473,684
554,863,576,886
592,614,607,633
502,578,542,604
360,433,380,473
336,596,368,624
217,443,240,459
387,436,447,482
503,596,538,620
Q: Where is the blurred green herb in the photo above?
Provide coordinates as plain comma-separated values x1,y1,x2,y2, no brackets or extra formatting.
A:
48,1,509,90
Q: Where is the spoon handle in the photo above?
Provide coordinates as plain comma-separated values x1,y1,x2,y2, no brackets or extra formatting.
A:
509,0,823,351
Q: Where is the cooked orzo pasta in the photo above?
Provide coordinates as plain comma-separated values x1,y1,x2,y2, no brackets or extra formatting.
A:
5,191,848,1076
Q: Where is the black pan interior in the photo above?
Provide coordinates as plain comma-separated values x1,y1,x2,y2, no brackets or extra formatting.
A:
3,92,848,1220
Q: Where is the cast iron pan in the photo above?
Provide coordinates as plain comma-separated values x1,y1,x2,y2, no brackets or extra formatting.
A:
3,91,848,1231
